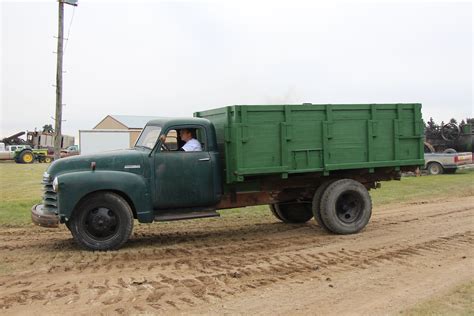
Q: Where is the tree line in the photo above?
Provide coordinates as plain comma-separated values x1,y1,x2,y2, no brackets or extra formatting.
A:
425,117,473,138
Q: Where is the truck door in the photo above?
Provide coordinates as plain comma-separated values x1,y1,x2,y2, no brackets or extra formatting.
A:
153,126,216,209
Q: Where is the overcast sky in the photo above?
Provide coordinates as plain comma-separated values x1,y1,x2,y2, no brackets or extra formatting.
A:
1,1,472,140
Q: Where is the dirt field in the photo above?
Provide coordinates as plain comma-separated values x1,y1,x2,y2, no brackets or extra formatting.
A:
0,189,472,315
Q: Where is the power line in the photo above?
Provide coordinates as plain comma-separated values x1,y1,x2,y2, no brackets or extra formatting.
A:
63,6,76,54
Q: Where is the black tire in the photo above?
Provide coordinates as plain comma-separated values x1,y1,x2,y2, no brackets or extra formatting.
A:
69,192,133,251
443,148,457,154
312,180,337,231
427,162,444,175
269,204,284,221
17,150,35,164
320,179,372,234
424,142,435,154
273,202,313,223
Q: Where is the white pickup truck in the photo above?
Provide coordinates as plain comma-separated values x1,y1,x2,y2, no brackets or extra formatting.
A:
0,142,31,161
424,151,473,174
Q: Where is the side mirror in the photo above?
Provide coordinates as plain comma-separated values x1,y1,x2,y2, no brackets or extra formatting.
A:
159,134,166,143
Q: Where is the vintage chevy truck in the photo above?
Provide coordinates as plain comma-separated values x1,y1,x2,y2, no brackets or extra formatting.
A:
32,104,424,250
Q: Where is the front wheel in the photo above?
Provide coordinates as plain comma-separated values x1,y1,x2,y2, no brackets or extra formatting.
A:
319,179,372,234
69,192,134,251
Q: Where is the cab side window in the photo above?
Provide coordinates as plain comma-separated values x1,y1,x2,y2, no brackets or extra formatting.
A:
161,127,206,152
195,128,207,150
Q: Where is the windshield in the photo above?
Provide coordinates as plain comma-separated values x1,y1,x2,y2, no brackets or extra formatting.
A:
135,125,162,149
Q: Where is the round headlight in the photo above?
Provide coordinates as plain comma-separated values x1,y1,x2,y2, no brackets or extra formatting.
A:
52,177,59,192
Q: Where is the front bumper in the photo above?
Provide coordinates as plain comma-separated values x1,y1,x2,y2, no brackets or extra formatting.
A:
31,204,59,228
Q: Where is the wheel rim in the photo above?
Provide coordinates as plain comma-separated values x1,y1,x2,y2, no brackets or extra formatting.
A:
335,191,363,224
45,157,52,163
83,207,119,240
430,164,440,174
24,153,33,163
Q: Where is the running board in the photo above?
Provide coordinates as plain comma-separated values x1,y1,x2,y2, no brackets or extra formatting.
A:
154,210,220,222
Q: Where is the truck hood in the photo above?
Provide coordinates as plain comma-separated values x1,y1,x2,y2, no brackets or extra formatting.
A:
46,148,148,178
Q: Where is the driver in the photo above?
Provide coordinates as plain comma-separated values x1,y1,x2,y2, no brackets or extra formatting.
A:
179,129,202,152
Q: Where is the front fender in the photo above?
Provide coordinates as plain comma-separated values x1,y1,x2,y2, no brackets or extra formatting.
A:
56,171,154,223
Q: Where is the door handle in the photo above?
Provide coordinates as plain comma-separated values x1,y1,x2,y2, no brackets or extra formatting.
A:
198,158,210,161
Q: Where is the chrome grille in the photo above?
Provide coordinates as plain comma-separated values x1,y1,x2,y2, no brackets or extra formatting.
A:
42,174,57,214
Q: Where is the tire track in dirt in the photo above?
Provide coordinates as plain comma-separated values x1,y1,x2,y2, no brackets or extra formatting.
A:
2,201,471,276
1,231,471,312
0,196,473,314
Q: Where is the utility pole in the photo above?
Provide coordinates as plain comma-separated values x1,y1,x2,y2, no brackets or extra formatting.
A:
53,1,64,160
54,0,77,160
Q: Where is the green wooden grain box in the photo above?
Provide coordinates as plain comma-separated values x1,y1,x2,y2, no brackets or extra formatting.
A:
195,103,424,184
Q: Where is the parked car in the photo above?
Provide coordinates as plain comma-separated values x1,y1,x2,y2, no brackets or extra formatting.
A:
424,150,473,174
61,145,80,157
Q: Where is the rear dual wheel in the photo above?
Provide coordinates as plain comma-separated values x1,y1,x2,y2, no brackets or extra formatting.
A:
270,202,313,223
317,179,372,234
312,180,337,231
269,178,372,233
269,204,284,221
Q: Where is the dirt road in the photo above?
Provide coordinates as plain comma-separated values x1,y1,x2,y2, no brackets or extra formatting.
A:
1,193,473,315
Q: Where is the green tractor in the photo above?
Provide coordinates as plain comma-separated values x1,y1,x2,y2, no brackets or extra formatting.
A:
14,147,53,164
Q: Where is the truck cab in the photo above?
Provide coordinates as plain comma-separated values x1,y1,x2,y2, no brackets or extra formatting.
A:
144,118,222,210
32,118,223,250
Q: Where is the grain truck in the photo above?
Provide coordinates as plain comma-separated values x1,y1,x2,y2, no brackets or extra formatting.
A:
32,104,424,250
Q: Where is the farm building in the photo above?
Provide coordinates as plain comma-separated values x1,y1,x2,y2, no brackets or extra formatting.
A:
79,115,159,155
93,115,159,145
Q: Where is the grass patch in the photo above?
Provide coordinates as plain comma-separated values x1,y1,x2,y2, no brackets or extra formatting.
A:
371,169,474,206
0,161,472,226
402,281,474,316
0,162,48,226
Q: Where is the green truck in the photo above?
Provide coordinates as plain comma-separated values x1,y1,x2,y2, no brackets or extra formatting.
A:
32,103,424,250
